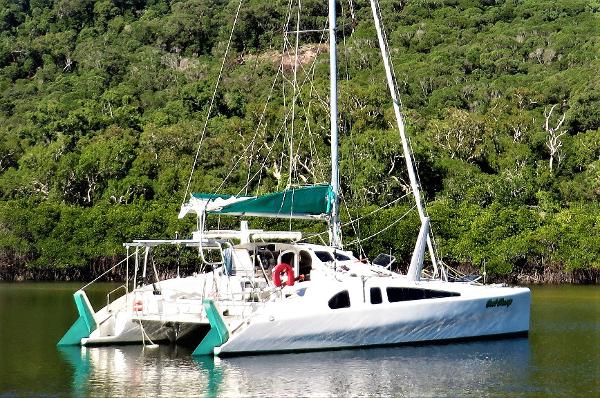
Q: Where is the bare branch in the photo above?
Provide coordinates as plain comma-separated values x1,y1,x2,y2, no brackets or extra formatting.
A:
543,104,568,173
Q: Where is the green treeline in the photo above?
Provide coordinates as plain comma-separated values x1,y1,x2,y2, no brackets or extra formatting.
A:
0,0,599,281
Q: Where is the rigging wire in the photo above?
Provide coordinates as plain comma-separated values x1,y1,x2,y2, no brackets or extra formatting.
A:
182,0,244,205
297,192,412,244
304,85,322,181
341,192,366,258
293,24,329,184
222,0,298,196
288,0,302,188
239,24,329,195
298,201,417,248
280,0,295,191
216,64,283,193
345,204,417,248
284,1,333,189
407,135,444,263
343,192,411,227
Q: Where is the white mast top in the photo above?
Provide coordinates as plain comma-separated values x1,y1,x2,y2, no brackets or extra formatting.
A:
329,0,342,248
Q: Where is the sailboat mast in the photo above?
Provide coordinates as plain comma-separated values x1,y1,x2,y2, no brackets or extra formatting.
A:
369,0,439,270
329,0,342,248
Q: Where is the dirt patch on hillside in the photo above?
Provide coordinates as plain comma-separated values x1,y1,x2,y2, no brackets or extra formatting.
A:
244,43,328,71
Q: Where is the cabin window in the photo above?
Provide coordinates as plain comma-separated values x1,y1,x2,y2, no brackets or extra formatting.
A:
370,287,382,304
334,252,351,261
386,288,460,303
328,290,351,309
372,253,395,268
315,251,334,262
256,248,276,269
280,251,295,266
298,250,312,279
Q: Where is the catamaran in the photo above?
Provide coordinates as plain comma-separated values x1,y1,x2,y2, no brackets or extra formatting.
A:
58,0,530,356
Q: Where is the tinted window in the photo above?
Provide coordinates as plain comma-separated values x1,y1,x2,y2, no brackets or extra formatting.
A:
328,290,351,309
370,287,382,304
334,252,351,261
315,251,334,262
372,253,395,267
386,288,460,303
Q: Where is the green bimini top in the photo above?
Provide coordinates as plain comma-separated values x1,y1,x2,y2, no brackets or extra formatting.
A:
188,184,334,220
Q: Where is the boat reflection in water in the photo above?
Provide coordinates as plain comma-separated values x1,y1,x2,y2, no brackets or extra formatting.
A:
59,337,531,397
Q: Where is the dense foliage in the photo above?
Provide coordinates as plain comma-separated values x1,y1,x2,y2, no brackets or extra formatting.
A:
1,0,599,280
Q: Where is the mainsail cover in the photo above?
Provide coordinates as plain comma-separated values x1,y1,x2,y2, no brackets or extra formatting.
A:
179,184,334,220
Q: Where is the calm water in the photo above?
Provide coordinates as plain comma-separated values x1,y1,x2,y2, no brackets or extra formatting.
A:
0,283,598,397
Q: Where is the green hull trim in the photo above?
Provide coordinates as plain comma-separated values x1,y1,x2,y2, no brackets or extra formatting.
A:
192,299,229,356
57,291,97,346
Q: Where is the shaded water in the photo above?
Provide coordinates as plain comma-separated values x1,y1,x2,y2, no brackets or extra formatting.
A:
0,283,598,397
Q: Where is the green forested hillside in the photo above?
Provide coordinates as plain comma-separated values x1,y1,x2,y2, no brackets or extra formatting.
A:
1,0,599,281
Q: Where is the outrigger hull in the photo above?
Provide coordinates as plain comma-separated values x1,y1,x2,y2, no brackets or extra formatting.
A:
59,289,210,347
81,318,207,346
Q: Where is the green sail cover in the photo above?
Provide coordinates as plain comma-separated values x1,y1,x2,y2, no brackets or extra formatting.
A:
192,184,334,220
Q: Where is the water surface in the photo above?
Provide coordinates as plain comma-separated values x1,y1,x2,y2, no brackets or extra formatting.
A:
0,283,598,397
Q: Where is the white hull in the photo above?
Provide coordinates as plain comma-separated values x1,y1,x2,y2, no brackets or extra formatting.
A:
215,283,530,355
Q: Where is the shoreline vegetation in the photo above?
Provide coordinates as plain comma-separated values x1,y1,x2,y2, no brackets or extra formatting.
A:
1,260,599,284
1,1,599,283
